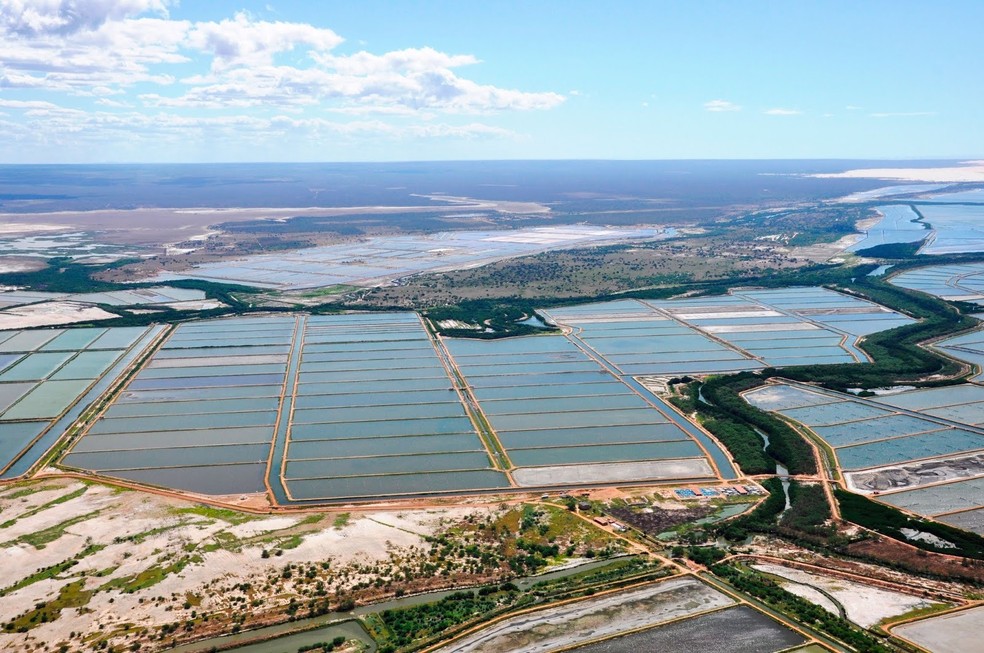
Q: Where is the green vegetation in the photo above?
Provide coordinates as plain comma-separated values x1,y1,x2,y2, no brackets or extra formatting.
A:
13,510,101,549
709,564,894,653
99,555,201,593
371,555,667,653
297,636,347,652
716,477,787,541
171,505,255,525
781,482,833,537
854,240,925,259
669,383,775,475
836,490,984,560
5,580,92,633
700,375,817,475
0,484,64,501
379,590,503,650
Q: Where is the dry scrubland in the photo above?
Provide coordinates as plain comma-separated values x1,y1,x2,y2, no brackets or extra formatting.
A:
0,478,623,652
361,235,808,306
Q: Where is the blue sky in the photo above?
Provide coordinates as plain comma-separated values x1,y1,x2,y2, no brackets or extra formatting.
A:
0,0,979,162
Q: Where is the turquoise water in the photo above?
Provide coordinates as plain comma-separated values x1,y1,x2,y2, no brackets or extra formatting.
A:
491,408,668,432
496,423,691,449
481,394,648,415
72,426,274,452
50,350,122,381
105,397,281,418
106,462,268,495
290,417,473,440
812,414,942,447
836,428,984,470
0,351,75,382
2,379,92,420
284,451,491,480
39,328,106,352
294,389,458,410
292,402,464,424
63,443,272,471
287,469,510,501
91,410,278,434
288,433,483,460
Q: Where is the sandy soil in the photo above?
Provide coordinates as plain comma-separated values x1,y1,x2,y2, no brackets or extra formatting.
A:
0,301,116,328
752,562,933,628
0,478,483,652
0,258,47,273
893,605,984,653
814,162,984,183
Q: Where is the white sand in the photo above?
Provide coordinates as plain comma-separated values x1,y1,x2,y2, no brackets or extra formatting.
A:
753,563,932,628
0,479,486,651
0,301,116,329
814,162,984,183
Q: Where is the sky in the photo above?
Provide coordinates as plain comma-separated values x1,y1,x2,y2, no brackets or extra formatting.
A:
0,0,980,163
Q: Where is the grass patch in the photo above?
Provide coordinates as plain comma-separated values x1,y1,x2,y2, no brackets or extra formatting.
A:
6,580,92,632
9,510,101,549
332,513,350,529
171,505,254,525
0,484,64,501
300,284,360,298
99,555,199,594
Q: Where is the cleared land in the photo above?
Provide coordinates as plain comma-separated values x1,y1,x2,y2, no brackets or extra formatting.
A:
433,577,734,653
567,605,804,653
751,563,934,628
893,605,984,653
1,478,621,653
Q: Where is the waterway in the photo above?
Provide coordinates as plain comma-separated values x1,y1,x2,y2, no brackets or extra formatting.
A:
756,427,790,514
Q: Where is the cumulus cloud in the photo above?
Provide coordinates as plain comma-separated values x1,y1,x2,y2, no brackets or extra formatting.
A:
764,108,802,116
0,0,171,36
704,99,740,112
0,4,560,154
143,46,563,113
186,12,343,69
0,6,561,112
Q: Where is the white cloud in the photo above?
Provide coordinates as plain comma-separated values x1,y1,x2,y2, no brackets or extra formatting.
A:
0,98,62,110
869,111,936,118
764,108,802,116
0,0,171,36
704,99,740,112
146,47,564,113
0,4,560,154
186,12,343,70
0,8,561,113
